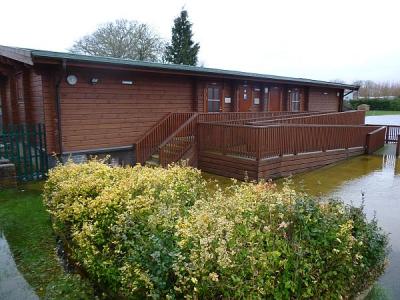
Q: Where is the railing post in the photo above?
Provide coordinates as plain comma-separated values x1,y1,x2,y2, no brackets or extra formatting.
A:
222,125,226,155
256,127,261,161
385,126,389,143
396,135,400,157
365,133,371,154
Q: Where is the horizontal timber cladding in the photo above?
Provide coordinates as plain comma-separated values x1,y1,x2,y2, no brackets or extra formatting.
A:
58,68,196,152
308,87,340,112
198,147,364,181
257,147,364,180
198,152,259,180
26,69,45,124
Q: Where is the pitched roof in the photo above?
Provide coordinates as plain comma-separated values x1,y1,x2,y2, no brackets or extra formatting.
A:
0,45,359,90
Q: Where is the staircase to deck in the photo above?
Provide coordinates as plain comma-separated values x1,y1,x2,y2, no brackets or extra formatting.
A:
135,113,199,167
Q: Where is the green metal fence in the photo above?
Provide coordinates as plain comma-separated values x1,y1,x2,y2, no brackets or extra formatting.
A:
0,124,48,181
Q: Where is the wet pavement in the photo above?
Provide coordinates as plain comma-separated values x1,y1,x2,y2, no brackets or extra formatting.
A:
288,144,400,299
0,233,38,300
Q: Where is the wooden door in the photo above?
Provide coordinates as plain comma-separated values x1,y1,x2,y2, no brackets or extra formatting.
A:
269,87,281,111
239,85,252,111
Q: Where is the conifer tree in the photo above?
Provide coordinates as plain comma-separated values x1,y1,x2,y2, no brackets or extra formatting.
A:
164,10,200,65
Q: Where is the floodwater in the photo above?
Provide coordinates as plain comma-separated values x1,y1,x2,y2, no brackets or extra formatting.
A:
287,144,400,299
366,115,400,125
0,233,38,300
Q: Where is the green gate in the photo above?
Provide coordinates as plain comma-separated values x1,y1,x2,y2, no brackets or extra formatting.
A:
0,124,48,181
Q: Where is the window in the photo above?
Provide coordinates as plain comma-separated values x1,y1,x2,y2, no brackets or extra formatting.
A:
15,73,24,103
253,88,260,105
290,89,300,112
207,86,220,112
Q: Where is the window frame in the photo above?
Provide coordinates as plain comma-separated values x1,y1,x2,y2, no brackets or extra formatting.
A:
207,84,221,112
289,89,301,112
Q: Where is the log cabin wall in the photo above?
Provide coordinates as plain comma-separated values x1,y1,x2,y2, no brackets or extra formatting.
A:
308,87,340,112
25,69,45,124
0,77,12,125
55,67,196,152
40,69,60,154
0,68,45,126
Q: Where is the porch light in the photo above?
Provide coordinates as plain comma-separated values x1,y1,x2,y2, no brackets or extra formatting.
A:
66,74,78,86
90,78,99,85
323,92,329,95
122,80,134,85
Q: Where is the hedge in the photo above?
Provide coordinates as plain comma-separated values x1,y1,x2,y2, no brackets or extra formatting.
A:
349,98,400,110
43,161,389,299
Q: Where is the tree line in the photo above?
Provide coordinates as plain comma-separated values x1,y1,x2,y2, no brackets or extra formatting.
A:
70,9,200,66
353,80,400,98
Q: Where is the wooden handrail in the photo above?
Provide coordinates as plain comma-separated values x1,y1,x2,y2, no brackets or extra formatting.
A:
136,112,172,144
366,125,400,143
135,112,195,164
159,114,199,167
366,126,386,154
158,114,199,150
249,110,365,126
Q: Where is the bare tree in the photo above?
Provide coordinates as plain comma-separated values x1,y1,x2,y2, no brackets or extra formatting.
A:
70,19,165,62
352,80,400,98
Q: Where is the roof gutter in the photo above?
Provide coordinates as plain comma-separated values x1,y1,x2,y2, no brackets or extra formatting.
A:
30,50,360,91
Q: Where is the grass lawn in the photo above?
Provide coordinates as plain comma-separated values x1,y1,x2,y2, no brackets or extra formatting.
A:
0,182,95,299
366,110,400,116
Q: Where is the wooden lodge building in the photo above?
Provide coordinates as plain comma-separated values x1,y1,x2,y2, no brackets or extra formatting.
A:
0,45,386,181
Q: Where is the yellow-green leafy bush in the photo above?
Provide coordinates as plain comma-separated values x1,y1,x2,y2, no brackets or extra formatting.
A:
43,161,388,299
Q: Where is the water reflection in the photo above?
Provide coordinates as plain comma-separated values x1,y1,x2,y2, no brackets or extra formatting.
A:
0,233,38,300
287,145,400,299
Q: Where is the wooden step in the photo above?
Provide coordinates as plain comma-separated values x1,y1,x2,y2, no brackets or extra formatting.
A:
145,152,160,167
145,158,160,167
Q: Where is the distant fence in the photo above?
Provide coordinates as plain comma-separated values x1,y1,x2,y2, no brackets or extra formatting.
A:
0,124,48,181
366,124,400,143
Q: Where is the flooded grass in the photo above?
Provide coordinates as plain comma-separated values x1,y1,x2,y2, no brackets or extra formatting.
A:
0,182,95,299
204,145,399,299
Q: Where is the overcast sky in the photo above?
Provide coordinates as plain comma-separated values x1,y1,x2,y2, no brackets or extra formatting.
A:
1,0,399,83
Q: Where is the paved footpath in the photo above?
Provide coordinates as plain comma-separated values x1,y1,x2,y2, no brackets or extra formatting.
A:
0,234,38,300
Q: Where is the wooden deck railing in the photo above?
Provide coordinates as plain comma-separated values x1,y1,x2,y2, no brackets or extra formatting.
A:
248,110,366,126
366,124,400,143
365,126,386,154
135,112,196,164
137,111,371,166
223,112,321,125
159,114,198,167
198,122,382,160
137,112,311,165
197,111,309,123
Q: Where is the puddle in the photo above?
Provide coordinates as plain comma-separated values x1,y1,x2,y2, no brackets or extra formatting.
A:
0,233,38,300
286,144,400,299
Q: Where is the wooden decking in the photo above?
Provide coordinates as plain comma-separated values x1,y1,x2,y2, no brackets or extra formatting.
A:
135,110,387,181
